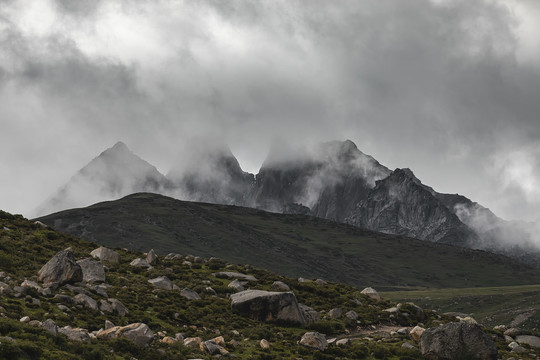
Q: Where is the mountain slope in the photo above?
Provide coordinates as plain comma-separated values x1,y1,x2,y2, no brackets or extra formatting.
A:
346,169,477,246
35,142,171,217
36,193,540,290
250,140,391,220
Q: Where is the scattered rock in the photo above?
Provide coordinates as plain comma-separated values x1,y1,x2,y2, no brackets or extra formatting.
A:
213,272,257,282
314,279,327,285
228,279,247,292
148,276,174,290
0,281,12,295
180,288,201,300
129,258,153,269
90,247,120,264
54,294,73,304
299,304,320,324
99,300,113,313
205,287,217,295
164,253,183,260
109,298,129,316
115,323,154,347
184,337,203,348
419,322,497,360
175,333,184,342
161,336,176,344
328,308,343,319
105,320,115,330
345,310,358,321
402,342,417,350
410,326,425,342
59,327,91,342
299,332,328,351
20,316,30,323
201,340,225,355
260,339,270,349
57,304,70,312
361,287,381,302
20,280,42,292
508,341,526,354
77,258,106,283
38,248,83,286
397,328,409,335
504,328,522,337
73,293,98,311
34,221,47,228
42,319,58,336
516,335,540,348
298,277,308,283
336,338,350,346
231,290,307,325
146,249,158,265
271,281,290,291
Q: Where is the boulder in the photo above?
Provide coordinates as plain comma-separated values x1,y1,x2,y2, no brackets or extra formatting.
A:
508,341,526,354
20,280,42,292
77,258,106,283
59,326,91,342
328,308,343,319
38,248,83,286
299,304,320,324
314,279,327,285
213,272,257,282
201,340,223,354
345,310,358,321
504,328,522,337
230,290,306,325
184,337,202,348
116,323,154,347
164,253,183,260
130,258,153,269
0,281,12,295
336,338,351,346
90,247,120,264
180,288,201,300
105,320,115,330
42,319,58,336
73,293,98,311
161,336,176,344
146,249,158,265
361,287,381,301
228,279,246,292
260,339,270,349
148,276,174,290
20,316,30,323
96,326,121,340
419,322,497,360
109,298,129,316
516,335,540,348
99,300,113,313
271,281,290,291
410,325,425,342
299,332,328,351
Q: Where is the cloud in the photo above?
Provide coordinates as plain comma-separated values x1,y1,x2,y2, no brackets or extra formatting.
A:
0,0,539,224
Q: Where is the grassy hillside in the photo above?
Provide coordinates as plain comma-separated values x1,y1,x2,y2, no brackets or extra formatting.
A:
0,210,436,359
381,285,540,331
37,193,540,290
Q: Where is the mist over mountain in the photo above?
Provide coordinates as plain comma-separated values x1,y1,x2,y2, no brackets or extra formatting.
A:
34,142,171,216
35,139,540,266
167,139,254,206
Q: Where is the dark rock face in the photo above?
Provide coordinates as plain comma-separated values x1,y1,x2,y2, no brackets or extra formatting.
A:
230,290,306,325
250,140,390,221
76,258,106,283
419,322,497,360
346,169,476,246
38,248,83,286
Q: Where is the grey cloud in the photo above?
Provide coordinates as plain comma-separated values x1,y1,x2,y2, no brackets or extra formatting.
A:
0,0,539,225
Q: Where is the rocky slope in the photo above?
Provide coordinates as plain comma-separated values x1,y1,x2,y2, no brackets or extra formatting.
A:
2,210,538,359
34,142,171,217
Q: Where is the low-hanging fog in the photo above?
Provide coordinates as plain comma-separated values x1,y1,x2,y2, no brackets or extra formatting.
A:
2,0,540,234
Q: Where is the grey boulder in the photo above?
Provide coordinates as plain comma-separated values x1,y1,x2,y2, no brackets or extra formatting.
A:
300,332,328,351
230,290,306,325
77,258,106,283
38,248,83,286
148,276,174,290
90,247,120,264
419,322,497,360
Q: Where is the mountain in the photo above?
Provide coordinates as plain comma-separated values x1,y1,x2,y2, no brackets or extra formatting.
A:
346,168,477,247
250,140,391,220
34,142,171,216
167,140,254,206
35,193,540,290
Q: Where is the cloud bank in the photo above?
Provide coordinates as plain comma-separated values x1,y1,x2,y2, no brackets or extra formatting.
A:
1,0,540,223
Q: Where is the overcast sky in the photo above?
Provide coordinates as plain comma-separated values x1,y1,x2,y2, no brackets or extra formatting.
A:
1,0,540,221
